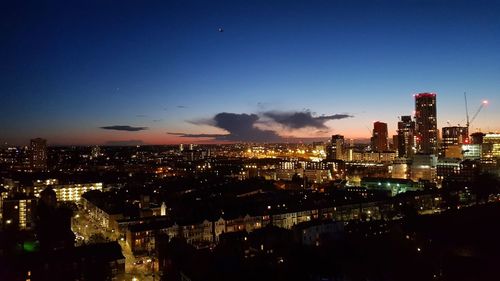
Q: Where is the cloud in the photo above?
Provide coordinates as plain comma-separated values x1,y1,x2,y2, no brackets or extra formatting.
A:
177,105,187,109
316,114,353,121
100,125,148,131
167,132,228,138
263,111,353,129
105,140,145,146
176,110,353,142
212,112,282,142
176,112,283,142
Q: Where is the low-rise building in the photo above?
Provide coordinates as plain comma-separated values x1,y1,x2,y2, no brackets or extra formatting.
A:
35,182,103,202
293,220,344,245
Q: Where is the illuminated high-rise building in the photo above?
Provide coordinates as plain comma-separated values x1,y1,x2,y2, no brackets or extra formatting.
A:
397,116,415,158
371,122,388,152
414,93,438,154
326,135,345,160
30,138,47,170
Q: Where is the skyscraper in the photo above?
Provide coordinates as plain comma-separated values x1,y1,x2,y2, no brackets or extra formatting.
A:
397,115,415,158
327,135,345,160
30,138,47,170
414,93,438,155
371,121,388,152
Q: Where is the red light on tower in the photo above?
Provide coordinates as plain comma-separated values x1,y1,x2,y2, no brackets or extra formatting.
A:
415,92,436,99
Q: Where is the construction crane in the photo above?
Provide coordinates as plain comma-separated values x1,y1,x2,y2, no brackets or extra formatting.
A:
464,92,488,134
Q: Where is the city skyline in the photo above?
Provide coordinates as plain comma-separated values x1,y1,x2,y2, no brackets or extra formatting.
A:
2,0,500,145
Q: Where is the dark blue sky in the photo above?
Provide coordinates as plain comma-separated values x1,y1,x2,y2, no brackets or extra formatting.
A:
1,0,499,145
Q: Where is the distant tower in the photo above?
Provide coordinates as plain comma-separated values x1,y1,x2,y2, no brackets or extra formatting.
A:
161,202,167,216
327,135,345,160
179,144,184,152
397,116,415,158
415,93,438,154
30,138,47,170
371,122,388,152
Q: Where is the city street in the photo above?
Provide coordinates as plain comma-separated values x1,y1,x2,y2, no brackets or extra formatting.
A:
72,207,159,281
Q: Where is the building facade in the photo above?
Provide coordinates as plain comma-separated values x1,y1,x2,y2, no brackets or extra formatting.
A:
415,93,438,155
397,115,416,158
371,122,388,152
30,138,47,171
34,183,103,202
327,135,345,160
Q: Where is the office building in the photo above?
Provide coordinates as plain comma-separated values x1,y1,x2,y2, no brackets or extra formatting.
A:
462,144,482,160
397,115,415,158
442,126,468,145
371,122,388,152
326,135,345,160
483,133,500,158
441,126,468,157
415,93,438,154
411,154,437,181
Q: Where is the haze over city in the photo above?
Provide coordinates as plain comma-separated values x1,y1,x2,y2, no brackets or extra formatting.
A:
2,0,500,145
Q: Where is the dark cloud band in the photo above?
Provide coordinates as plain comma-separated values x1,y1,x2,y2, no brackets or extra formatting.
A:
264,111,353,129
168,132,228,138
172,110,353,142
100,125,148,131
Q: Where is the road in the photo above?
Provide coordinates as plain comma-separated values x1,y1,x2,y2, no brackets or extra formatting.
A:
72,206,159,280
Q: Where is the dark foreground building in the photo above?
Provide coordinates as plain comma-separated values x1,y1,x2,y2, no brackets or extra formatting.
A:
0,241,125,281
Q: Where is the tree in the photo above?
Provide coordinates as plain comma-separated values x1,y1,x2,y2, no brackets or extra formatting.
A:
88,233,108,244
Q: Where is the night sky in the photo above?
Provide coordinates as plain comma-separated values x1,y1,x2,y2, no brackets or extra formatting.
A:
1,0,500,145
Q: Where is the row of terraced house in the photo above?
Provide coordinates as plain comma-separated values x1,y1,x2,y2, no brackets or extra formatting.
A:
81,193,440,254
